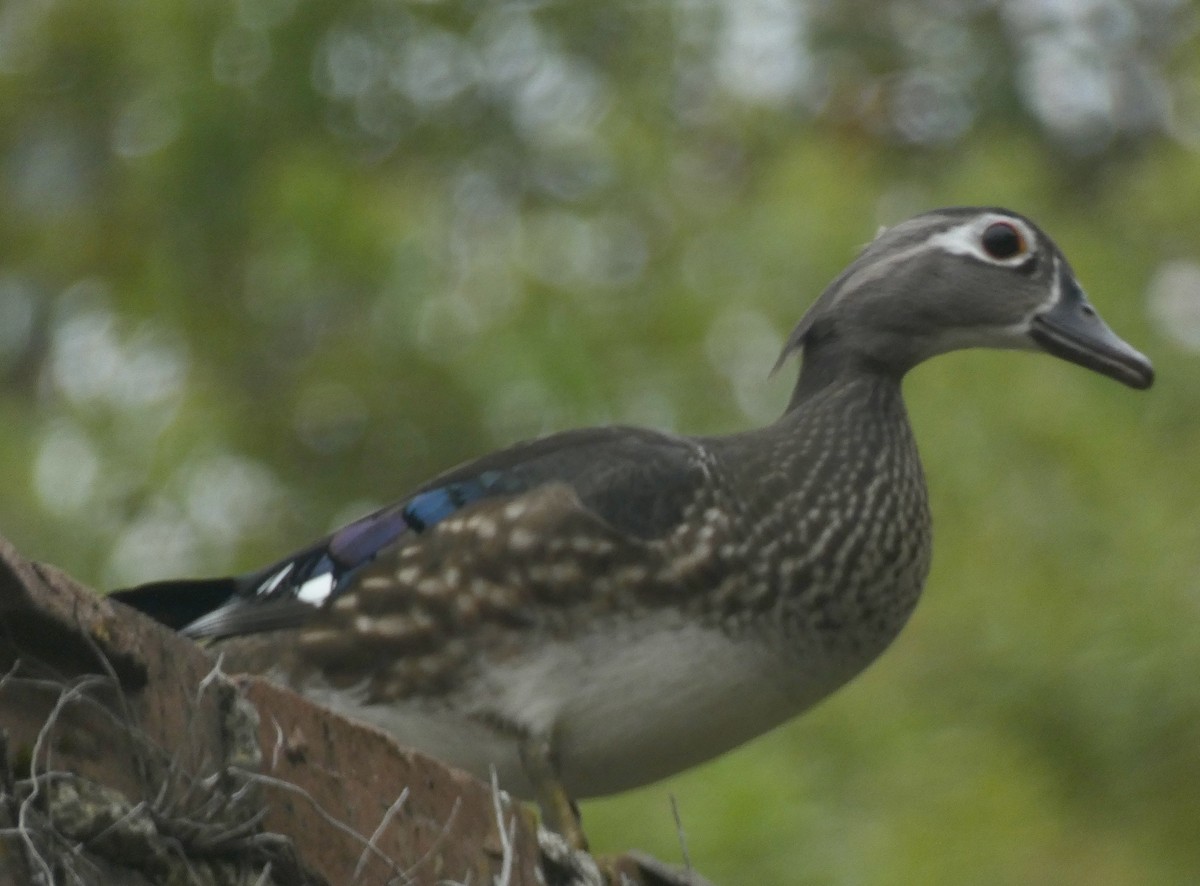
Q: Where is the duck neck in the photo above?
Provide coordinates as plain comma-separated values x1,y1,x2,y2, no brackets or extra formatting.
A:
758,340,931,676
785,335,905,416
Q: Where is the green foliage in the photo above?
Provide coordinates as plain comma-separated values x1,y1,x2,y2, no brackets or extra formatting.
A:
2,1,1198,882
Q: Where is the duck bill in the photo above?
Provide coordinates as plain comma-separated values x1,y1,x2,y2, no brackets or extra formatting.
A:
1029,277,1154,390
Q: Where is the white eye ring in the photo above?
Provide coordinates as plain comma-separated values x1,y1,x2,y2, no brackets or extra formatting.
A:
929,214,1038,267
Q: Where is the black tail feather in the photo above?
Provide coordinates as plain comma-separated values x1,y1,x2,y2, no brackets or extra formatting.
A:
109,578,240,632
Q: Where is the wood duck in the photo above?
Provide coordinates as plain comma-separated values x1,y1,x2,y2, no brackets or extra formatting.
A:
112,207,1154,847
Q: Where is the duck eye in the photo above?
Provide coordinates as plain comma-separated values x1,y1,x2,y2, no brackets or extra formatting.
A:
980,221,1026,260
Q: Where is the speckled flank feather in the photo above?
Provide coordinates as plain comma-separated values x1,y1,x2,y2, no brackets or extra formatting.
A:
222,378,927,699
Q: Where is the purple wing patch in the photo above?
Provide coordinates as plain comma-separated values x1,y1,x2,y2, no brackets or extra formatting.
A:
251,470,508,608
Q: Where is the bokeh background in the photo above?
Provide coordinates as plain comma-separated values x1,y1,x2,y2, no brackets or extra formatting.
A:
2,0,1199,882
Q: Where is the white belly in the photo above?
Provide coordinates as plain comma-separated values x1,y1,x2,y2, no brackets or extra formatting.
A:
302,611,854,799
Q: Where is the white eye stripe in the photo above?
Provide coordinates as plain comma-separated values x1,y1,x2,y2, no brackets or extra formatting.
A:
926,214,1038,267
